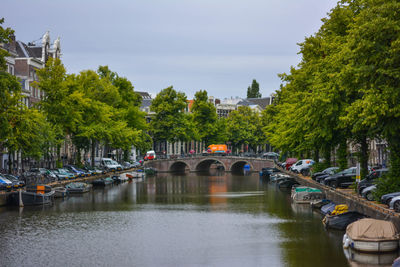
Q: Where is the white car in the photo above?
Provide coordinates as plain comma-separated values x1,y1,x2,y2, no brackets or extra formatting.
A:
100,158,123,172
361,185,376,201
389,195,400,212
290,159,315,174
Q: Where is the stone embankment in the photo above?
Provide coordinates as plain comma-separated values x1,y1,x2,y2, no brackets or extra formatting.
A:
282,168,400,228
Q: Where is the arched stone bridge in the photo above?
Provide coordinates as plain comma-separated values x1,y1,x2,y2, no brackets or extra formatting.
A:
144,156,274,173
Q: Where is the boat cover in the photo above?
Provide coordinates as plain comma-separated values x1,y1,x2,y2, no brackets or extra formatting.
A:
346,218,399,241
321,202,336,215
66,182,86,189
294,187,321,193
331,204,348,215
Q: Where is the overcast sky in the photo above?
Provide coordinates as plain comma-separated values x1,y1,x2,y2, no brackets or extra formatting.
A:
4,0,336,99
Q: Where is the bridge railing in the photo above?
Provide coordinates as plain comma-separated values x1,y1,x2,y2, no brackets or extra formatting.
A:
148,153,272,161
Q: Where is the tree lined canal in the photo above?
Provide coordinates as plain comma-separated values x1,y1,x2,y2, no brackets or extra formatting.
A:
0,173,382,266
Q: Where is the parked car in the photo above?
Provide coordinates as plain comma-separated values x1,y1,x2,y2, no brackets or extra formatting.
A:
121,162,132,170
381,192,400,205
64,165,86,177
315,167,340,184
100,158,122,172
389,195,400,212
131,161,141,168
357,168,388,194
361,185,376,201
0,175,13,191
290,159,315,174
262,152,279,161
312,167,339,180
51,168,75,180
3,174,25,188
324,167,357,188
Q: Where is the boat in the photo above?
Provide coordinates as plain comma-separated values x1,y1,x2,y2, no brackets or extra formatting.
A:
91,177,114,186
321,202,336,215
277,178,300,189
291,186,324,203
344,247,399,266
311,199,331,210
65,182,92,193
8,185,54,206
53,187,68,198
111,175,122,183
126,171,144,179
343,218,400,252
323,211,365,230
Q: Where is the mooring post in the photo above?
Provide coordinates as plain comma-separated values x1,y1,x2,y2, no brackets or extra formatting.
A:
19,188,24,207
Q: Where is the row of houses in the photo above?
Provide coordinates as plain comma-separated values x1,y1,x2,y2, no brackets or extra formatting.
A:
1,31,62,172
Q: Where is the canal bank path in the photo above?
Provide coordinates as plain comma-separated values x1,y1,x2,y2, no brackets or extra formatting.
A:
280,167,400,229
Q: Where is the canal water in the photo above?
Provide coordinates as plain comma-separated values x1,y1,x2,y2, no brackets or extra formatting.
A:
0,172,397,267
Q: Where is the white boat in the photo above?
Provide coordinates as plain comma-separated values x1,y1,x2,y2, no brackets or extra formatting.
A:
343,218,400,252
291,186,324,204
53,187,68,198
126,171,144,179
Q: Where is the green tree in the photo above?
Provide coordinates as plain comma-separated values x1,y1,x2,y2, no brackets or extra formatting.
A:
246,79,261,98
226,106,263,153
191,90,218,145
150,86,191,153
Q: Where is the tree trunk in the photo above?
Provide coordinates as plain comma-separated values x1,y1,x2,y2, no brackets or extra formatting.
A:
323,144,331,166
359,135,369,179
313,148,320,163
387,135,400,178
91,139,96,167
338,139,348,170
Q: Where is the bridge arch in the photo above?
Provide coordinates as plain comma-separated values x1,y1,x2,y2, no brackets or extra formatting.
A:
230,160,253,174
195,158,226,172
169,161,191,173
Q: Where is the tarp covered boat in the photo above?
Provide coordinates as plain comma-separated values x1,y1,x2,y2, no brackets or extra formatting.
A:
343,218,400,252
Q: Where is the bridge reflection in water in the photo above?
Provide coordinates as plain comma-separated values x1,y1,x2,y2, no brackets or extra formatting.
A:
145,156,274,173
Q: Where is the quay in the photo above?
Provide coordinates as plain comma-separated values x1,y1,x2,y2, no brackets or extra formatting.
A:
282,168,400,228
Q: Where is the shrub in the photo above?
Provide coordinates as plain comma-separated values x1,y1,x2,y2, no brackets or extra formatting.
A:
374,173,400,201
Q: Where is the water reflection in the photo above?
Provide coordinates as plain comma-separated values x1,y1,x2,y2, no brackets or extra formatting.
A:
344,248,398,266
0,173,376,266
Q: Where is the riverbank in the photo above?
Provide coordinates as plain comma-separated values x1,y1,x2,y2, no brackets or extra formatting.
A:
0,169,134,207
281,167,400,228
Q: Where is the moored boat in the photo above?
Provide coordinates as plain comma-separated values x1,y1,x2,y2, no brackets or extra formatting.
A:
8,185,54,206
321,202,336,215
126,171,144,179
291,186,324,203
65,182,92,193
53,187,68,198
323,211,365,230
343,218,400,252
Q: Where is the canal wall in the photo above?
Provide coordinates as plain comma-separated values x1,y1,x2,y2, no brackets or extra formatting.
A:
283,169,400,229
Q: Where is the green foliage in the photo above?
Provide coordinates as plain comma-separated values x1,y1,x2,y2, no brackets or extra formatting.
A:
246,79,261,98
191,90,218,145
0,18,14,71
150,86,192,144
374,173,400,201
226,106,264,152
